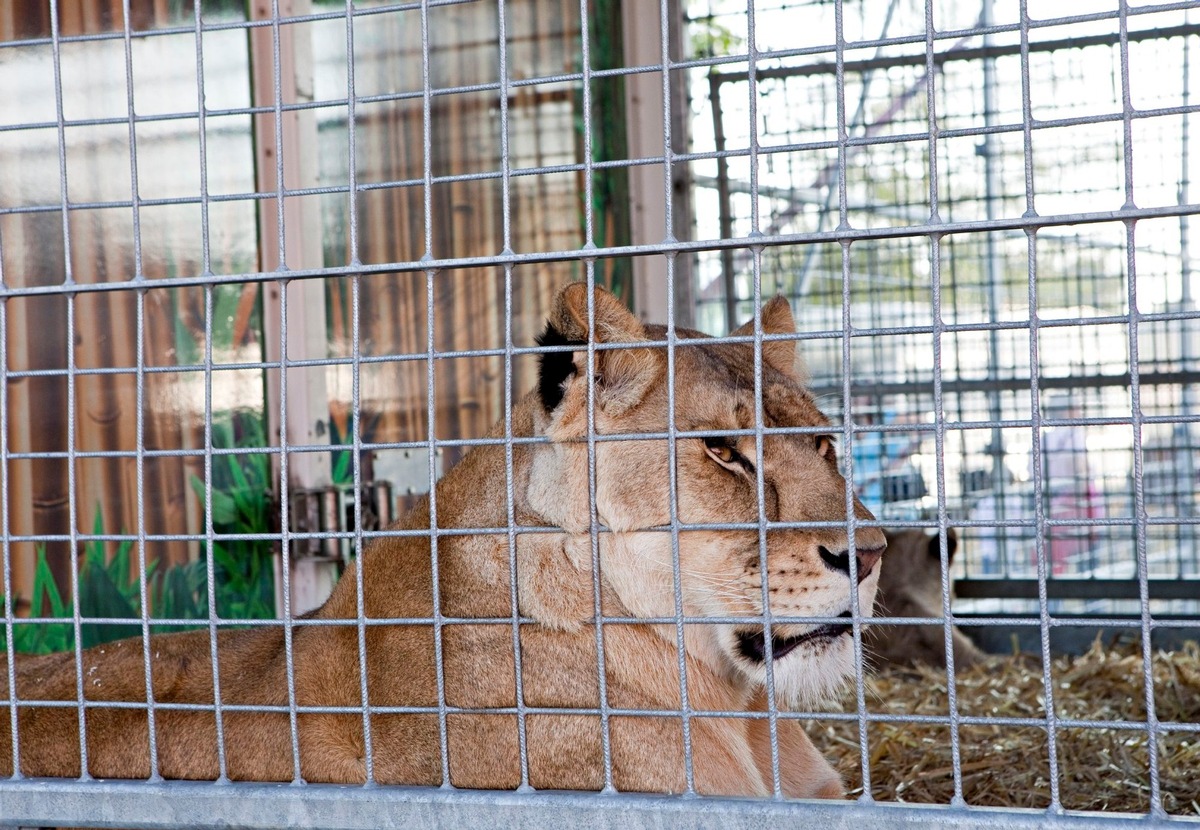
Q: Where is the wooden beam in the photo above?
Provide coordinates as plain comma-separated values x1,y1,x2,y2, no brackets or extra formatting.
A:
249,0,336,616
955,578,1199,602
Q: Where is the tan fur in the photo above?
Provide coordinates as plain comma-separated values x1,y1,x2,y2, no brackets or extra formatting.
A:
869,528,986,669
0,284,886,799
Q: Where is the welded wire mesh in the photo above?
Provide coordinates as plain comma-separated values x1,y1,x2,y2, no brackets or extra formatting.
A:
0,0,1197,828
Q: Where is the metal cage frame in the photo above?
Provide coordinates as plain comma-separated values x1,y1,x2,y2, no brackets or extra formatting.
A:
1,0,1198,827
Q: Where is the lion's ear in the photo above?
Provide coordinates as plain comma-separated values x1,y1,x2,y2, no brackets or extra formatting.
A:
537,282,659,416
732,295,807,382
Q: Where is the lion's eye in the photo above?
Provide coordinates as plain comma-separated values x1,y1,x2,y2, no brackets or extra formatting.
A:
703,436,748,471
709,443,735,464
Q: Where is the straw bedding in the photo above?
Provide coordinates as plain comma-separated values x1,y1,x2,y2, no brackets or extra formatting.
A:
808,639,1200,815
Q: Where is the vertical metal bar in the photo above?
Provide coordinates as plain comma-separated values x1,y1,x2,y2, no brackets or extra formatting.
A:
659,0,694,797
979,0,1009,512
133,288,160,781
1176,8,1197,573
1018,0,1063,810
346,169,369,783
277,277,303,783
269,0,288,270
343,0,361,270
922,0,965,806
202,284,230,782
709,72,737,334
44,0,91,776
349,275,374,787
119,0,144,281
344,0,376,791
190,0,224,785
495,0,532,792
577,0,615,792
832,0,872,804
336,0,367,786
744,0,783,799
1116,0,1163,815
192,0,213,277
0,247,19,780
48,0,73,289
584,271,615,793
200,284,228,777
120,2,156,781
417,0,451,788
261,0,305,782
65,278,88,779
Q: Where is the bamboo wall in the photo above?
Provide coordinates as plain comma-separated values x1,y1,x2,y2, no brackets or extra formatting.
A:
0,0,260,609
318,0,627,471
0,0,632,610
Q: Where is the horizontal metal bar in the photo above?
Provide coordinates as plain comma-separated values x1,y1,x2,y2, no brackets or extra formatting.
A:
5,98,1200,218
0,779,1193,830
0,0,480,51
810,370,1200,399
9,611,1199,631
0,0,1186,80
5,412,1200,462
3,695,1195,734
709,23,1200,84
3,201,1199,298
6,514,1197,548
8,311,1200,374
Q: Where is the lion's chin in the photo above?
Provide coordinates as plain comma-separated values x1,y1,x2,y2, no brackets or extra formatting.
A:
731,625,859,709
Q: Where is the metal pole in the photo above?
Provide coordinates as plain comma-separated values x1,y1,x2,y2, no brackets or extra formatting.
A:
1176,8,1197,567
978,0,1009,530
710,72,739,333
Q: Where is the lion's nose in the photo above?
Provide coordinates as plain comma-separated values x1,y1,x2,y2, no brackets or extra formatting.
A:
819,544,886,584
856,545,884,581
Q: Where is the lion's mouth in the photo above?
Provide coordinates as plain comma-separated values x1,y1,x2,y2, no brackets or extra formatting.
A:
735,611,854,663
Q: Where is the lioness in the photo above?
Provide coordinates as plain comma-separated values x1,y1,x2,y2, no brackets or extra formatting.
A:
869,528,985,669
1,283,885,799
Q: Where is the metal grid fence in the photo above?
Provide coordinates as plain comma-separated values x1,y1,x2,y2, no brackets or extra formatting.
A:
0,0,1198,828
688,0,1200,627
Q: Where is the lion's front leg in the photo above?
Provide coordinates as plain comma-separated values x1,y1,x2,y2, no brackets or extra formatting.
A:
745,688,844,799
688,717,771,798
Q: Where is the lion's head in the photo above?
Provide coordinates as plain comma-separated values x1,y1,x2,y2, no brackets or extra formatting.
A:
522,284,886,707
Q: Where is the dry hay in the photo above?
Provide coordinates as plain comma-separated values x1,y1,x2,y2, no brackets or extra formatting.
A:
809,638,1200,816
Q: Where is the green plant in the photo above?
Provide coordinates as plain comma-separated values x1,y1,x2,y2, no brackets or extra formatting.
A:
152,558,209,627
0,512,213,655
1,406,279,655
77,509,153,649
0,547,73,655
328,410,381,487
188,410,277,622
689,17,744,59
0,507,155,655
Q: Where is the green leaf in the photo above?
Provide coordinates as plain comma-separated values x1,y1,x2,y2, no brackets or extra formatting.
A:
78,561,140,650
190,474,238,525
86,508,106,570
7,548,76,654
109,538,131,586
210,419,234,452
32,547,69,619
332,449,351,486
211,544,248,593
227,458,262,524
153,560,208,628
